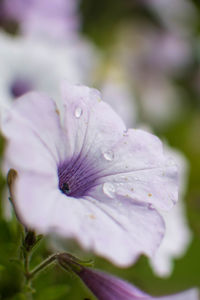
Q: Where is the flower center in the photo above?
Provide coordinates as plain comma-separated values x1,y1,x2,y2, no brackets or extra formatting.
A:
57,156,99,198
10,78,33,98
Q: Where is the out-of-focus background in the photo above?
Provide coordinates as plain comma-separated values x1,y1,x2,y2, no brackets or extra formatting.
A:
0,0,200,299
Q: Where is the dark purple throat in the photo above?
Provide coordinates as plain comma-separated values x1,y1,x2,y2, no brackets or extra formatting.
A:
57,156,100,198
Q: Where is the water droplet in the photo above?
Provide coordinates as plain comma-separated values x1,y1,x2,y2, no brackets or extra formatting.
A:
103,150,114,161
103,182,115,198
74,106,83,118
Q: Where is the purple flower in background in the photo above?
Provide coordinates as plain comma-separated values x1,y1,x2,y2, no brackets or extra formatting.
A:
2,0,79,39
2,83,178,266
58,253,199,300
140,32,191,76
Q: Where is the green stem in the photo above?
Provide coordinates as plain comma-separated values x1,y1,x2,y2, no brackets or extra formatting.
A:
24,250,31,281
28,253,58,280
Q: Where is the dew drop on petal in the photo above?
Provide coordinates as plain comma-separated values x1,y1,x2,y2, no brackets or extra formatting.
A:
103,182,115,198
103,150,114,161
74,106,83,118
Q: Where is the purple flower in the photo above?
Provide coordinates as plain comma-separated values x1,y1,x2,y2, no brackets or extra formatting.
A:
2,83,178,266
2,0,79,39
58,253,198,300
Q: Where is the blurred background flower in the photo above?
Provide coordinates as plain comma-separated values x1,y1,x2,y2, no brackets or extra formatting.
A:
1,0,80,40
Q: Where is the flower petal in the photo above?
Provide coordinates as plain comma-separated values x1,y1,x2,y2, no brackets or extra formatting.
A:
13,171,59,228
89,129,178,211
15,170,164,266
61,84,178,211
2,92,66,174
61,83,126,161
3,84,179,267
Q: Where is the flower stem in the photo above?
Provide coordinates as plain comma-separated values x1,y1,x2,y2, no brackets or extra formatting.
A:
24,250,31,281
28,253,58,280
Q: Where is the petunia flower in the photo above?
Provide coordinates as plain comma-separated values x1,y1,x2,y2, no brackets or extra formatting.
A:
58,253,199,300
1,0,80,40
1,83,178,266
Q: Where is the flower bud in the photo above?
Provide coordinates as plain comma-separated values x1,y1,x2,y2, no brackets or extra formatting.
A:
57,253,199,300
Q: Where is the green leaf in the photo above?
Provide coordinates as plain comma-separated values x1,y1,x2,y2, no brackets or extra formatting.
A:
37,284,70,300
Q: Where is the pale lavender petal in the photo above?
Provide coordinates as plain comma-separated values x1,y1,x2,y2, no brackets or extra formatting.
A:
2,92,66,173
89,129,178,211
13,165,163,266
61,84,178,211
53,195,164,266
2,83,178,266
13,172,59,228
61,83,126,160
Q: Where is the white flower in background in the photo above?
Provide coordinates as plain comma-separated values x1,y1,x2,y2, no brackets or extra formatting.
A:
100,66,138,129
138,77,182,128
150,148,192,276
0,31,98,110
